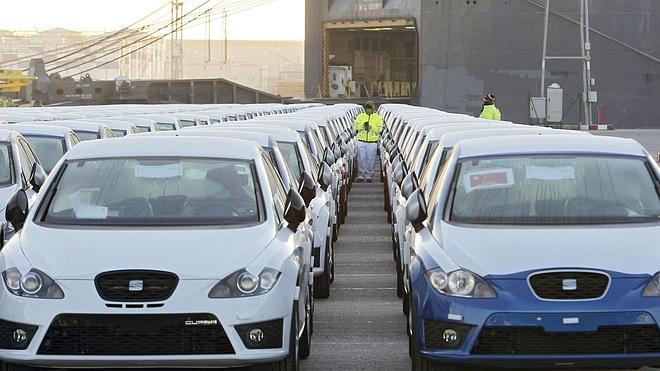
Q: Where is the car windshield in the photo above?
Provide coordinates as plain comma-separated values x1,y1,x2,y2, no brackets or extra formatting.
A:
0,143,13,186
42,157,260,226
179,119,196,127
75,130,99,141
136,126,151,133
111,129,127,137
23,135,66,173
449,155,660,225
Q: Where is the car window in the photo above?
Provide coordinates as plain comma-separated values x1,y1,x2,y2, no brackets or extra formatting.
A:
111,129,127,137
23,135,66,173
158,122,176,131
180,119,196,128
279,142,304,180
0,143,14,186
42,157,260,226
75,130,100,141
448,155,660,225
136,126,150,133
261,153,286,220
16,139,34,184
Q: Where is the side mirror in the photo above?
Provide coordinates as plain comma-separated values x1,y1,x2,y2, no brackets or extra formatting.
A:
332,143,341,160
29,163,47,192
6,189,28,231
401,171,419,199
393,161,408,187
299,171,316,206
339,140,348,157
284,189,306,231
317,162,333,191
323,148,336,165
405,189,428,232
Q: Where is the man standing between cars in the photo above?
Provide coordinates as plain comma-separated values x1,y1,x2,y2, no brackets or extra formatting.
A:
479,94,502,120
354,101,383,182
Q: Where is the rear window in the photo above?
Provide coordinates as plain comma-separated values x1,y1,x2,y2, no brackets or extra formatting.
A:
23,135,66,173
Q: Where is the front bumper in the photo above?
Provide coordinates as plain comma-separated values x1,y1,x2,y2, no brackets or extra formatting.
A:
411,267,660,368
0,279,294,367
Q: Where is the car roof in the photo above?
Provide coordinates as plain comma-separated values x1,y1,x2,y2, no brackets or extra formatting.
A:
439,128,588,146
45,120,106,131
6,123,74,137
211,124,300,142
454,134,648,158
65,136,263,161
151,128,274,147
0,128,16,142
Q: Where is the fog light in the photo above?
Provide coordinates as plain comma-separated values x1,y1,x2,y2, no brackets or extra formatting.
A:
249,328,264,343
12,329,27,344
442,329,458,344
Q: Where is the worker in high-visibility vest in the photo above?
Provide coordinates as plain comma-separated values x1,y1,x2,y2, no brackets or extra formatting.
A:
479,94,502,120
354,101,383,182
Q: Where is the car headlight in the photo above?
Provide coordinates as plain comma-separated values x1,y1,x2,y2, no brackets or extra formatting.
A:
642,273,660,297
2,268,64,299
209,268,281,298
427,268,496,298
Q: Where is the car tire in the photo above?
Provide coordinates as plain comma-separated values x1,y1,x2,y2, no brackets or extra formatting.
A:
403,281,410,316
314,247,331,299
332,224,338,243
410,308,442,371
253,309,300,371
328,236,335,284
396,263,404,299
299,302,311,360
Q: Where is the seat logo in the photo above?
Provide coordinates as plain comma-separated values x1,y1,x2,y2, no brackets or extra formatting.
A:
185,320,218,326
128,280,144,292
562,279,577,291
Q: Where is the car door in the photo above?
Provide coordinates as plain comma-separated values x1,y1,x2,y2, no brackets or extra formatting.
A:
263,154,310,331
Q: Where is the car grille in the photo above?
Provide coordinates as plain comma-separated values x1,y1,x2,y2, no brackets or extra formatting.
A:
38,314,235,355
95,270,178,302
529,271,609,300
472,325,660,355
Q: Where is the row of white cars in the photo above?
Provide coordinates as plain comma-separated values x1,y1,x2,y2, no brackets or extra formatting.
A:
0,103,361,370
378,104,660,370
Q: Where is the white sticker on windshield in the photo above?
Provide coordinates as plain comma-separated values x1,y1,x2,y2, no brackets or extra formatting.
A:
464,168,514,193
75,204,108,219
67,188,100,210
526,166,575,181
135,163,182,179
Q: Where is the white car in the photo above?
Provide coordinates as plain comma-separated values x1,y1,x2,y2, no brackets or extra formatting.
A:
0,135,313,370
7,124,80,174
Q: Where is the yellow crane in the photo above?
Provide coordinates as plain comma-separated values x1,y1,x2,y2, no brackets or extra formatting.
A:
0,69,36,94
0,70,36,106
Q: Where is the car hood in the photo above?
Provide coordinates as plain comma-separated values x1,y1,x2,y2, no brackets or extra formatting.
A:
439,222,660,277
19,222,276,280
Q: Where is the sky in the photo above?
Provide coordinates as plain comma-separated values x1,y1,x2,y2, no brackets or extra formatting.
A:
0,0,305,40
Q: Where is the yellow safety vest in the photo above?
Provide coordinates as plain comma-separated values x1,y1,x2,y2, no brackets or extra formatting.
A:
354,113,383,142
479,105,502,120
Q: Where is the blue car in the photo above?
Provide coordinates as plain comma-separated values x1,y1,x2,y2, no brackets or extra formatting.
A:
405,135,660,370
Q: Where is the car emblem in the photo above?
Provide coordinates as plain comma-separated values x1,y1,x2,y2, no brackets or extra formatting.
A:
128,280,144,292
562,279,577,291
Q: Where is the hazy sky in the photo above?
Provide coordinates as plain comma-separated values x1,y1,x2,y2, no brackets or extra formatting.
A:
0,0,305,40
